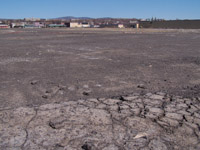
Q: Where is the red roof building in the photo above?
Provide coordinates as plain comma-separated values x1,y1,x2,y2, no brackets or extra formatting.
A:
0,24,10,28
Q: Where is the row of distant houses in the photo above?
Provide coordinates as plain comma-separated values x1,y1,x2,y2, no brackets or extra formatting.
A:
0,20,140,29
2,18,200,29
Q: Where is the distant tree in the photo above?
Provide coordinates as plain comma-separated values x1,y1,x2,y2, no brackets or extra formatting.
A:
146,18,150,21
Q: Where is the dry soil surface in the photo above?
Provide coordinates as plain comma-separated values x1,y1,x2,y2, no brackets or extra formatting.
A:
0,28,200,150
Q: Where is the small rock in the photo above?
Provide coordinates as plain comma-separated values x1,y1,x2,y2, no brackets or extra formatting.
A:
45,90,51,94
30,80,38,85
134,132,148,139
81,143,91,150
137,84,146,89
119,96,126,101
55,144,64,148
58,85,66,91
83,92,90,96
42,95,48,99
49,121,56,129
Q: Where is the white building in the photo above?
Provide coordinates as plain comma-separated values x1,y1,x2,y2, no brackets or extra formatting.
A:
118,24,124,28
11,22,25,28
82,22,90,28
70,22,82,28
70,22,91,28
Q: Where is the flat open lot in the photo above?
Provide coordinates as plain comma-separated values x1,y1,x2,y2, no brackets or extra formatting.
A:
0,28,200,108
0,28,200,150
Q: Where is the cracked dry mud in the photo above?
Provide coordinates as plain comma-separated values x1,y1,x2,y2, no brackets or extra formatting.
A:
1,92,200,150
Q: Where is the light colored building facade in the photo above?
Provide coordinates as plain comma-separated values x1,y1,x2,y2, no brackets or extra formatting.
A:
11,22,25,28
118,24,124,28
136,23,139,29
70,22,82,28
82,22,90,28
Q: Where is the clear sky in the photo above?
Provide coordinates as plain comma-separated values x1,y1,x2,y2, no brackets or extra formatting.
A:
0,0,200,20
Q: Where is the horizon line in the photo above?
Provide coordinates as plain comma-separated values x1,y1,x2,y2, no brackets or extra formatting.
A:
1,16,200,20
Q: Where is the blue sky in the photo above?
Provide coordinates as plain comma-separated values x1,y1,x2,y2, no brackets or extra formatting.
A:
0,0,200,19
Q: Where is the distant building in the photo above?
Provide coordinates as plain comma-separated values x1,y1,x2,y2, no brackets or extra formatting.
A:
64,22,70,27
70,22,91,28
0,24,9,28
25,18,41,21
100,24,118,28
34,22,45,28
11,22,25,28
82,22,90,28
135,23,139,29
70,22,82,28
24,24,40,28
24,22,45,28
93,25,100,28
118,24,124,28
130,21,139,28
48,24,66,28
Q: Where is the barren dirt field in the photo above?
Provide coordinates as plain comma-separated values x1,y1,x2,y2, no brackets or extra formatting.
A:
0,28,200,150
